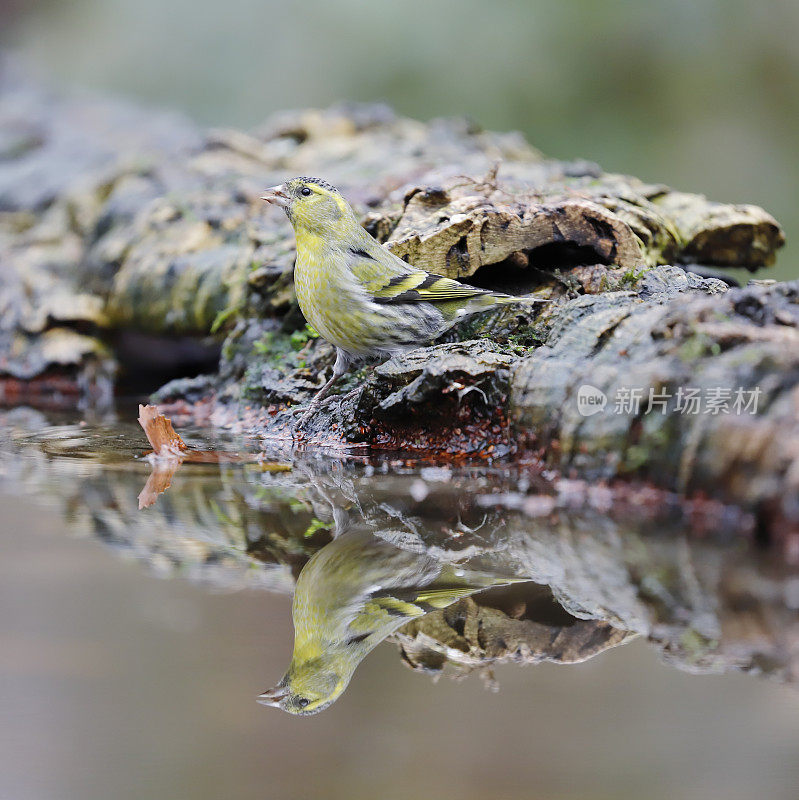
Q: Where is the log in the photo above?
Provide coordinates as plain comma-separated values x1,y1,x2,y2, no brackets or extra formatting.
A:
1,61,796,535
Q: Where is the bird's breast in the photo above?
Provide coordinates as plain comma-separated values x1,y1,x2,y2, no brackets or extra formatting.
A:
293,241,447,358
294,245,367,354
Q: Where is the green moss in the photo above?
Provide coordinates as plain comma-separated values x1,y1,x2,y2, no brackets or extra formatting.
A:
289,324,319,350
680,628,718,664
251,323,315,361
617,266,650,289
677,331,720,362
618,269,640,288
505,325,546,352
211,260,259,334
303,518,330,538
211,303,241,334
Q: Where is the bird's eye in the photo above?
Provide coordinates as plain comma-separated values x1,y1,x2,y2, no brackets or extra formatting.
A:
297,697,310,709
300,187,312,197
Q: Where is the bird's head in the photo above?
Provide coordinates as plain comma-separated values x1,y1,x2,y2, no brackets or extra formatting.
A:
258,652,353,716
262,177,359,238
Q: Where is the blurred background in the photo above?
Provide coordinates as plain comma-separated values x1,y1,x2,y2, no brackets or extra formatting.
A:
1,0,797,279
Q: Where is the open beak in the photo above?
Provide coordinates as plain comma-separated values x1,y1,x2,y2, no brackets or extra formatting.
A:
257,685,290,707
261,184,290,208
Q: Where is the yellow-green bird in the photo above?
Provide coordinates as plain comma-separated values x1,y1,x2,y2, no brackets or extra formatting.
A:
258,528,524,715
262,177,545,423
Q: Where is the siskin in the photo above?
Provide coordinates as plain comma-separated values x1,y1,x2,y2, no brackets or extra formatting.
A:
262,177,546,422
258,527,524,715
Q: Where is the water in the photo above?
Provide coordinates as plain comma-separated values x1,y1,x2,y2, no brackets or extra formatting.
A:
1,406,798,799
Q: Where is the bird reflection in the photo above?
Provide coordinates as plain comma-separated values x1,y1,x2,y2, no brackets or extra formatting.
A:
258,526,524,715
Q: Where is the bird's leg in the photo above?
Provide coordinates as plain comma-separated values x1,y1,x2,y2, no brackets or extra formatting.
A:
295,349,352,429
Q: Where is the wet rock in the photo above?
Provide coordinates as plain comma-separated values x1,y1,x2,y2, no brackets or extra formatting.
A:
651,191,785,270
396,593,635,676
637,264,730,300
374,340,513,411
0,63,785,393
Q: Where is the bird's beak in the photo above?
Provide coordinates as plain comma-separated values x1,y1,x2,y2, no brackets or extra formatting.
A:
257,685,290,707
261,184,290,208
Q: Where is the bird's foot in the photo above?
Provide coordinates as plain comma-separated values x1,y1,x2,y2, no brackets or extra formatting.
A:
288,382,363,442
338,384,364,404
295,406,317,430
289,396,333,439
284,404,310,416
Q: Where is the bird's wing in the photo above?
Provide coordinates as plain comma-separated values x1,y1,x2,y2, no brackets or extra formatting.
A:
411,586,482,608
368,272,495,305
349,586,488,636
347,246,496,305
346,596,427,636
345,587,476,639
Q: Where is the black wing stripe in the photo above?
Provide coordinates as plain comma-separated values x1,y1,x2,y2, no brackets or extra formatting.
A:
373,290,423,305
345,632,372,645
372,273,425,304
372,272,490,305
350,247,376,260
417,274,441,290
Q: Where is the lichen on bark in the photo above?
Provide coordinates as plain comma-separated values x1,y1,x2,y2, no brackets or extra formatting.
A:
1,66,796,535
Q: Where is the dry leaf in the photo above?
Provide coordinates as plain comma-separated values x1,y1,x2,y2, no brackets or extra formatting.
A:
136,404,290,509
138,404,188,456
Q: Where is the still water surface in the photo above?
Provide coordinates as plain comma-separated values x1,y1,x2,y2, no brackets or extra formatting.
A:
1,407,798,799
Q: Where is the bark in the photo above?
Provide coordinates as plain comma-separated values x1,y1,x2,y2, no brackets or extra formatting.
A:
378,172,783,277
395,594,635,679
509,274,799,531
1,61,796,533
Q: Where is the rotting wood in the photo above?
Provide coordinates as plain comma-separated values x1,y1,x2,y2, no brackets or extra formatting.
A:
1,66,795,535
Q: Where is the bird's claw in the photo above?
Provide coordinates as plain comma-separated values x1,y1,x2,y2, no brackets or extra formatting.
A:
288,400,325,440
287,384,361,442
295,408,315,429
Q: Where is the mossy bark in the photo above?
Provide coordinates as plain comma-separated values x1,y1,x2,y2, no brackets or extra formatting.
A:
1,64,796,532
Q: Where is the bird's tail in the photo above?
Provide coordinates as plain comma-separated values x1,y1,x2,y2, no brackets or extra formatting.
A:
467,291,550,316
437,290,550,326
495,292,551,306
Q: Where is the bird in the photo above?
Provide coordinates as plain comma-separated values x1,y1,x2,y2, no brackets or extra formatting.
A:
261,177,547,425
257,527,525,715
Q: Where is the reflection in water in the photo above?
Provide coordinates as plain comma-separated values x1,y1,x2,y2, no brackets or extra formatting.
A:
1,406,797,718
259,528,526,714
